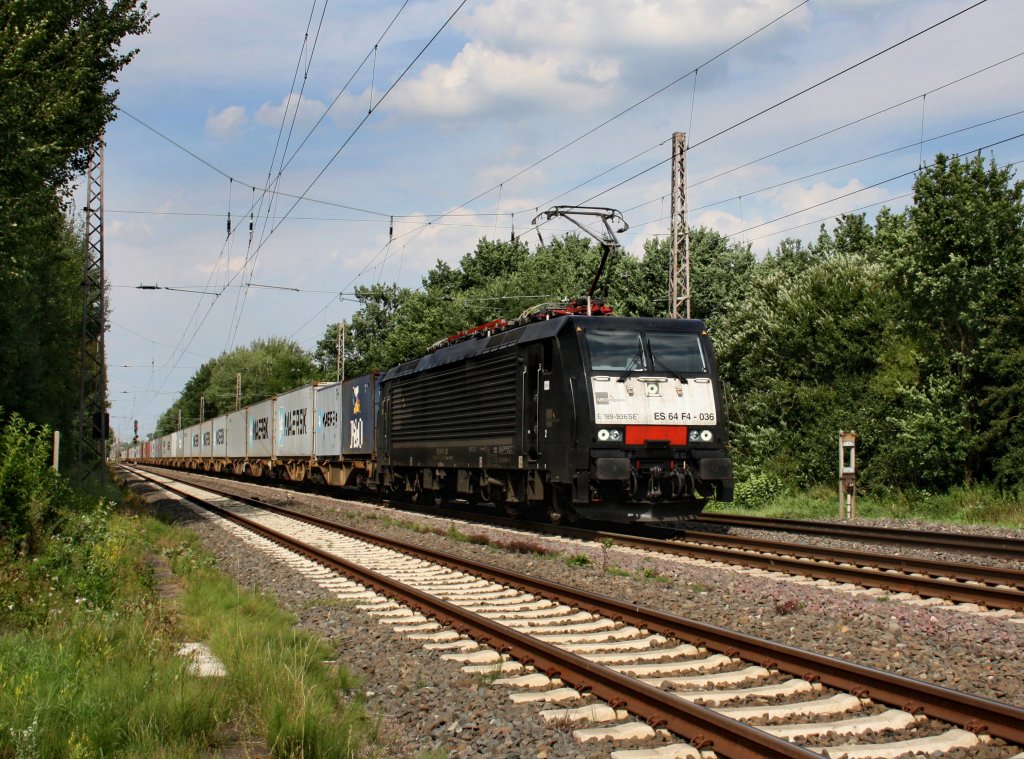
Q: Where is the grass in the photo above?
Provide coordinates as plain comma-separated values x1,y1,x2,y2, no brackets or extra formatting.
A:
706,483,1024,527
637,566,671,583
0,497,378,758
564,552,592,568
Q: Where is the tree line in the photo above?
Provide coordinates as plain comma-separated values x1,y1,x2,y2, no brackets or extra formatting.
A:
0,1,151,462
161,153,1023,495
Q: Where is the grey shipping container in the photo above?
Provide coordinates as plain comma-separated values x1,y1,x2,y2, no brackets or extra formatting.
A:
184,424,201,458
247,399,274,459
226,409,246,458
314,383,342,458
275,384,317,458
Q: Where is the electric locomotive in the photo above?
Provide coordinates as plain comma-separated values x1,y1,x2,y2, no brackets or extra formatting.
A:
376,300,733,523
128,206,733,523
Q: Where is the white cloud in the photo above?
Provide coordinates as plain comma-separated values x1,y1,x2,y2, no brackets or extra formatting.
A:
383,43,618,120
205,105,248,137
380,0,810,124
460,0,807,55
197,255,248,276
254,93,327,128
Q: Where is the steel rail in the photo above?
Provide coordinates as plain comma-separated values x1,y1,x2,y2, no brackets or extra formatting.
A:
372,500,1024,608
130,464,1024,605
537,525,1024,610
696,513,1024,559
128,467,815,759
127,467,1024,747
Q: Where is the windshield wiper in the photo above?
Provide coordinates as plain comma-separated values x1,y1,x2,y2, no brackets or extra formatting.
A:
617,347,645,383
650,347,688,384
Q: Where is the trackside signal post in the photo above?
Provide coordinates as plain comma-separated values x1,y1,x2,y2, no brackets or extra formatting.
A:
839,431,857,519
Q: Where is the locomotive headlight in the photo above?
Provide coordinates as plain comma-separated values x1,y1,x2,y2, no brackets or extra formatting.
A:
700,429,714,442
689,429,701,442
597,429,611,441
609,429,622,442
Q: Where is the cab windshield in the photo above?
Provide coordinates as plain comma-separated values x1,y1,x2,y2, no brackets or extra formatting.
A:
584,329,707,374
585,330,647,371
647,332,707,374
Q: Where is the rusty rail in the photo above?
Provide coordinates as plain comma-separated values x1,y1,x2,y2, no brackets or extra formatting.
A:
695,513,1024,558
127,467,814,758
126,466,1024,748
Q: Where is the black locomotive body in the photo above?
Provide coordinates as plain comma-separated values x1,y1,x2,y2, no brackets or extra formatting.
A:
377,314,733,523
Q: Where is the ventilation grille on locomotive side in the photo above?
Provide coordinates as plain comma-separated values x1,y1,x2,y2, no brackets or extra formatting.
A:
390,350,519,443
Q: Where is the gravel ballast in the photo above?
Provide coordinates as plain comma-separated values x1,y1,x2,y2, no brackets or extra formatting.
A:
129,468,1024,758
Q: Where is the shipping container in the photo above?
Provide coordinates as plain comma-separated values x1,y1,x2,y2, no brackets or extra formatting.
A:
275,384,317,458
247,399,274,459
343,374,376,455
226,409,246,458
314,383,342,457
199,419,213,459
211,414,228,459
184,423,201,459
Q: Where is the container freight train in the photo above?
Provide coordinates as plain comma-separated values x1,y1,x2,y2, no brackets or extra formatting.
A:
127,308,733,523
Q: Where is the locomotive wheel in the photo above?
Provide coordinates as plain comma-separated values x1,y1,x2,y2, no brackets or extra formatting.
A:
546,485,576,523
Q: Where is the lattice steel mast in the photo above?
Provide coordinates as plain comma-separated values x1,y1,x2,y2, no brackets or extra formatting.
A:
669,131,690,319
77,142,108,484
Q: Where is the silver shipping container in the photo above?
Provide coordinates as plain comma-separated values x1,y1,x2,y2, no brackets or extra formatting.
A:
226,409,246,458
184,424,202,459
343,374,376,455
212,415,228,459
314,383,342,458
173,430,184,458
199,419,213,458
275,384,317,458
247,399,274,459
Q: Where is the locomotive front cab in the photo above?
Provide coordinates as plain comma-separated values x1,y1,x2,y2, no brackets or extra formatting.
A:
569,317,733,522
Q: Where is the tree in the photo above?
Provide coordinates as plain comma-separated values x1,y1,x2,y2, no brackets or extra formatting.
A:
715,247,902,486
155,338,316,435
0,0,152,444
622,227,755,322
0,1,151,193
885,153,1024,483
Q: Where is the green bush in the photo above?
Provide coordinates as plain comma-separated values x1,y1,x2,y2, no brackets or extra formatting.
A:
733,471,785,510
0,412,69,554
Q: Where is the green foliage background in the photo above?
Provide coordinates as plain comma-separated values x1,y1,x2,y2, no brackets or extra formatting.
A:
298,153,1023,496
0,0,152,458
1,2,1019,498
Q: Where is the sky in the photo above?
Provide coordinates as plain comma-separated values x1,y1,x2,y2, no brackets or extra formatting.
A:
85,0,1024,442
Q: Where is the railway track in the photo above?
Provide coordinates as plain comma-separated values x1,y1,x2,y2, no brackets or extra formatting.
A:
369,494,1024,614
694,513,1024,559
134,464,1024,613
518,520,1024,614
124,466,1024,759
